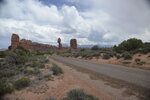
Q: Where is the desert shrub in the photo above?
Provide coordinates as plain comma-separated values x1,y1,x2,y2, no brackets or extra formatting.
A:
23,67,40,75
122,52,132,60
44,72,54,81
91,52,100,57
91,45,99,51
114,38,143,53
3,84,14,94
102,54,111,59
122,61,131,64
136,61,146,65
33,50,54,56
45,97,57,100
0,82,14,96
61,53,72,57
135,58,141,62
116,54,121,59
63,88,99,100
0,51,7,58
0,69,16,78
80,48,85,51
5,48,29,65
32,60,45,68
50,64,63,75
14,77,30,90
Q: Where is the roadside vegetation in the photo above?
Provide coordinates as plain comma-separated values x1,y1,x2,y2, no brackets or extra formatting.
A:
56,38,150,69
0,46,63,97
45,88,99,100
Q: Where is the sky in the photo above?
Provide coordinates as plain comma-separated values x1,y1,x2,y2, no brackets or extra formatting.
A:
0,0,150,48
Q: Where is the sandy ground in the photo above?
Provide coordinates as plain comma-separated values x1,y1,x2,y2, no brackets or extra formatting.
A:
4,55,148,100
4,57,111,100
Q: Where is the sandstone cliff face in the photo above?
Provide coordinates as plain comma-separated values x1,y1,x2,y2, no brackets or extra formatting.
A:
9,34,57,51
70,39,77,49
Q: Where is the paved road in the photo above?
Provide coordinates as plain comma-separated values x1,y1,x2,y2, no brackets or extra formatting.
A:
51,55,150,89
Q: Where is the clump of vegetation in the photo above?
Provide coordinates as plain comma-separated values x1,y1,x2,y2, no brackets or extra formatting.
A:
45,89,99,100
136,61,146,65
0,46,53,97
102,54,111,59
50,64,63,75
45,97,57,100
91,45,99,51
0,51,7,58
113,38,150,55
32,50,54,55
134,59,146,65
135,58,141,62
0,82,14,96
122,52,132,60
113,38,143,53
63,88,99,100
122,61,131,64
5,46,30,65
14,77,30,90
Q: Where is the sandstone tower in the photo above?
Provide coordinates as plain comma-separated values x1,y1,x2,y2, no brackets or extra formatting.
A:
70,39,77,49
9,33,20,50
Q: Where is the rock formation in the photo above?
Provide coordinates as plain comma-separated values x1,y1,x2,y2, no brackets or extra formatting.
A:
9,33,20,50
9,33,57,51
70,39,77,49
57,38,62,49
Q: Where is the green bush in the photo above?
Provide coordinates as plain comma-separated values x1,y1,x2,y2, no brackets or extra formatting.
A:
136,61,146,65
0,82,14,96
45,97,57,100
122,52,132,60
122,61,131,64
102,54,111,59
91,45,99,51
33,50,54,56
50,64,63,75
0,51,7,58
135,58,141,62
14,77,30,90
114,38,143,53
80,48,85,52
116,54,121,59
63,88,99,100
5,48,30,65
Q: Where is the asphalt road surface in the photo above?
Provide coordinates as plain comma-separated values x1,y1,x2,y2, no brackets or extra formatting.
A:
51,55,150,89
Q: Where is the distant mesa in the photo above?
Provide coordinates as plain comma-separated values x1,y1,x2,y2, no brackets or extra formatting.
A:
8,33,78,51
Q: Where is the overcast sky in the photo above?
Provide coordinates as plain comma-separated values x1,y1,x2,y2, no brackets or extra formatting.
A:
0,0,150,48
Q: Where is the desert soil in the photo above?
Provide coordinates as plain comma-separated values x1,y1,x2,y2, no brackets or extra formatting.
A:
4,56,110,100
4,55,149,100
83,53,150,70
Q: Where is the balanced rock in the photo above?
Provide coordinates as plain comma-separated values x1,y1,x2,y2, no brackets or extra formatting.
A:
57,38,62,49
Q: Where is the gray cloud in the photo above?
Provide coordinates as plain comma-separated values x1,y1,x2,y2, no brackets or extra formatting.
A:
0,0,150,49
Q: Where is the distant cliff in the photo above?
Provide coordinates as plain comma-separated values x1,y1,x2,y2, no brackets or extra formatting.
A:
8,33,57,51
8,33,78,51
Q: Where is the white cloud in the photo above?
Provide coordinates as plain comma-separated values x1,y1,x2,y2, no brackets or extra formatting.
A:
0,0,150,48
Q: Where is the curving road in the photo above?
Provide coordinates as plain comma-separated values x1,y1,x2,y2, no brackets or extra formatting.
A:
51,55,150,89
